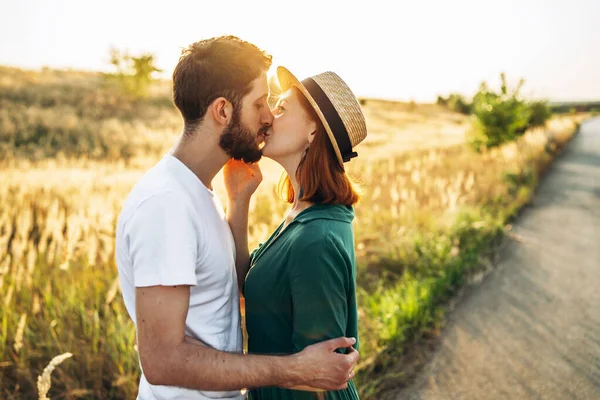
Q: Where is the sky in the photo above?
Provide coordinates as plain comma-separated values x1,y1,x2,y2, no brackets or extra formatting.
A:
1,0,599,102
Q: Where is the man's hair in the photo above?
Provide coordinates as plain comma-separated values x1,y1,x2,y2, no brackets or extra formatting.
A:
172,36,272,131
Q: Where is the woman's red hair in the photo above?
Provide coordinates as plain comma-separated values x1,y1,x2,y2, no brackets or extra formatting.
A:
278,89,361,206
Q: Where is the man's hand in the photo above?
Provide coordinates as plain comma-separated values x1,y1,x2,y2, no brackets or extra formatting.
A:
286,337,360,391
223,159,262,203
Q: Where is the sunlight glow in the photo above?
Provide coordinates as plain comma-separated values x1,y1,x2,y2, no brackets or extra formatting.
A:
1,0,599,102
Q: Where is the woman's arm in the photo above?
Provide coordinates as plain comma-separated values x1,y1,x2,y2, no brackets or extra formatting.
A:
227,198,252,291
288,234,358,392
223,160,262,290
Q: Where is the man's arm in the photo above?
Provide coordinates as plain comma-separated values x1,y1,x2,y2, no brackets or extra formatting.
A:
136,284,358,391
183,334,358,393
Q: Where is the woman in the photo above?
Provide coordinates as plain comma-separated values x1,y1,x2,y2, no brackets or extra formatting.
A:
228,67,367,399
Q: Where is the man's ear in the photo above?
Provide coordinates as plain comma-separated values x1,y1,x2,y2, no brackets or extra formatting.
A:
210,97,233,126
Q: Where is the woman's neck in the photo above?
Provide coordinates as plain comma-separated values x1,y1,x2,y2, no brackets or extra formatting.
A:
278,152,313,216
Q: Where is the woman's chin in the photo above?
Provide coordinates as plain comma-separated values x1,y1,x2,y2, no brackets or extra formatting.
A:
260,147,282,163
260,148,275,160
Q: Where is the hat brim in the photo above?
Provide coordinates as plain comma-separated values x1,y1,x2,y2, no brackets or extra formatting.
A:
276,66,345,167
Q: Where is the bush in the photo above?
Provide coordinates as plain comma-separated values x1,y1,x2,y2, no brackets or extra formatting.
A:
437,93,472,115
528,101,552,129
447,94,472,115
549,102,600,114
468,73,551,151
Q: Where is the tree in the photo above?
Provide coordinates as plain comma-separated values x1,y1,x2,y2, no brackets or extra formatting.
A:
108,48,162,98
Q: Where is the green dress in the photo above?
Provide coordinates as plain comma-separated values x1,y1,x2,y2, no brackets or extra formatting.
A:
244,204,360,400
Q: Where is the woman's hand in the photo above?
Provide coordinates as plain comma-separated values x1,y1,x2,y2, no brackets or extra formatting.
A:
223,159,262,203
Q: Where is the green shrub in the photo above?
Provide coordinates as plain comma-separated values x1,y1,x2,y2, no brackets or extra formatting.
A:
468,73,551,151
469,75,530,150
447,94,472,115
528,101,552,129
437,93,472,115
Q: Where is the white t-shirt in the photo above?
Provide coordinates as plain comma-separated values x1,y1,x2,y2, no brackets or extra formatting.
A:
116,154,244,400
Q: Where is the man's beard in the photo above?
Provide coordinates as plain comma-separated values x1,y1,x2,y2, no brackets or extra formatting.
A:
219,112,267,164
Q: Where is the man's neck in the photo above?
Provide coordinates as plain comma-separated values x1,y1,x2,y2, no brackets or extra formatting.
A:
170,130,229,191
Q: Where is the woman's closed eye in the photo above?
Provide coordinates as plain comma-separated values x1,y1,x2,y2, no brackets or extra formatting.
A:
273,98,287,114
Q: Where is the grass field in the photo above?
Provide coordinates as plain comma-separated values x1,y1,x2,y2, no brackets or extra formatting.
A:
0,66,588,399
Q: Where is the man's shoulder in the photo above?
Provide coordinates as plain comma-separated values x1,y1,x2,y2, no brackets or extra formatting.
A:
119,165,194,227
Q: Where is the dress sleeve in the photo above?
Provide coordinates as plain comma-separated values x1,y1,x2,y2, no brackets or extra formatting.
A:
249,242,264,266
289,235,352,352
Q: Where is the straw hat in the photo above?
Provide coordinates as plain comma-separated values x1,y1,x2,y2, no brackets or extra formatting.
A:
276,66,367,168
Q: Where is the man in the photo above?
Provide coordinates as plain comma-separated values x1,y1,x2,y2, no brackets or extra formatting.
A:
115,36,359,399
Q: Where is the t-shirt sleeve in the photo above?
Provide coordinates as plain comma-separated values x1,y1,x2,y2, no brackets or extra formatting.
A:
125,193,199,287
289,235,351,352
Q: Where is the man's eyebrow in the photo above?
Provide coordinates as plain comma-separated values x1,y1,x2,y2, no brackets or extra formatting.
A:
254,93,268,103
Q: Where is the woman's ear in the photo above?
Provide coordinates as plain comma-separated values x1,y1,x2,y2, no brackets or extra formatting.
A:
211,97,233,126
307,120,317,144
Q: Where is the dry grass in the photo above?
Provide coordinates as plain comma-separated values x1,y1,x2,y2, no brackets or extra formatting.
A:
37,353,73,400
0,67,588,398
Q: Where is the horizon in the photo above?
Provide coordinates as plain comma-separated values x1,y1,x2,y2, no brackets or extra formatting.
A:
3,63,598,105
1,0,599,103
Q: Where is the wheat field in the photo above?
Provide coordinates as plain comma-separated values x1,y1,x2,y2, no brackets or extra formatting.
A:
0,76,586,398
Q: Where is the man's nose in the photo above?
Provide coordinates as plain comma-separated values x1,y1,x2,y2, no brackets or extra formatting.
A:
261,108,274,126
